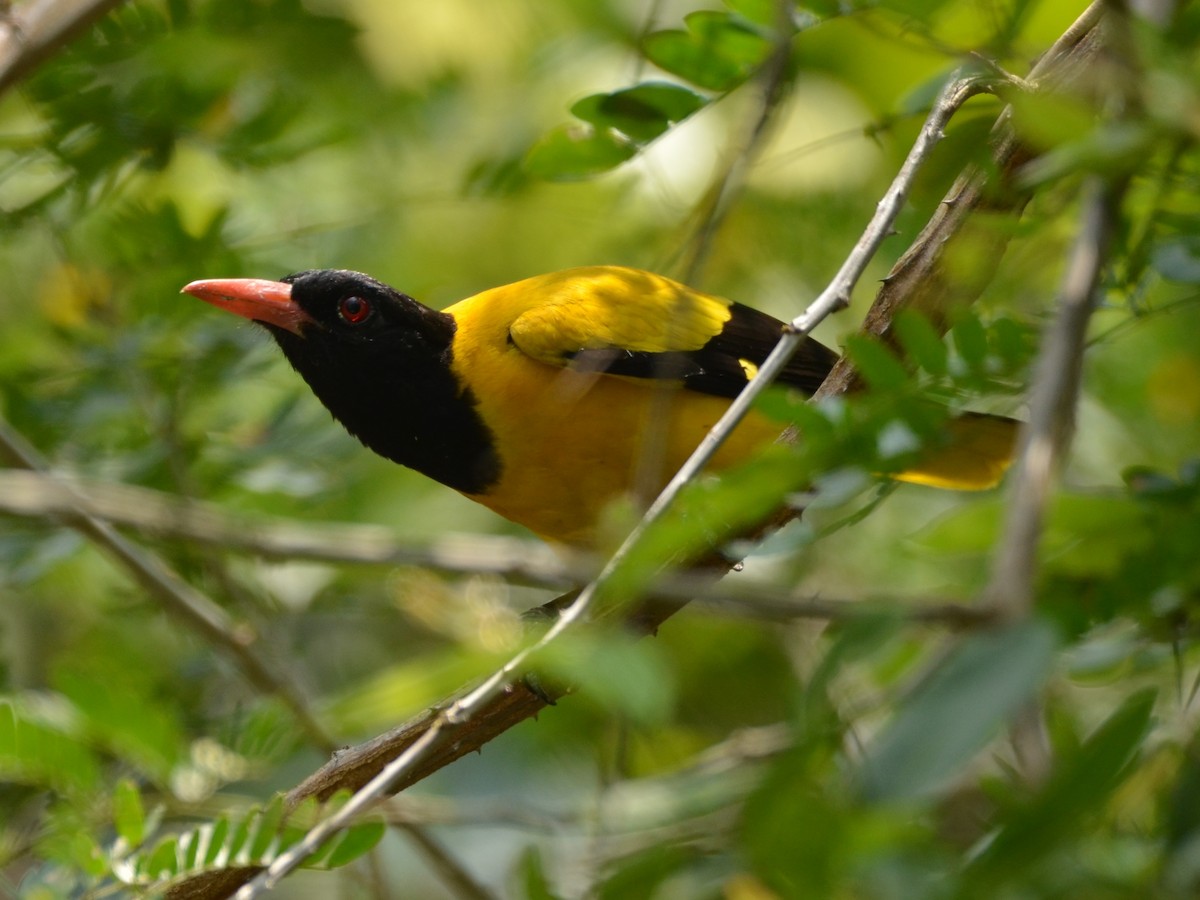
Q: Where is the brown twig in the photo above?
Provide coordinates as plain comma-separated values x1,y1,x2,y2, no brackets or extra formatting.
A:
814,8,1106,400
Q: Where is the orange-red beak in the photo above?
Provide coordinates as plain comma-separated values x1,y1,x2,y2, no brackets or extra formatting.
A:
181,278,315,336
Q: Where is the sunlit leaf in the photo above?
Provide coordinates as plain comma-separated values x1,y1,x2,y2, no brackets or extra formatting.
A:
113,779,146,848
524,126,636,180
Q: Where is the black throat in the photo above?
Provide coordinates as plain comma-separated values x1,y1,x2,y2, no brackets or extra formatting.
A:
267,311,501,495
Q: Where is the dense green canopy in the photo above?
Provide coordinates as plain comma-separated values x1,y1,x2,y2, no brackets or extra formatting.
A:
2,1,1199,897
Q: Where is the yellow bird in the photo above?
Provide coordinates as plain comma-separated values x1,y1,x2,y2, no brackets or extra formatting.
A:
183,266,1017,545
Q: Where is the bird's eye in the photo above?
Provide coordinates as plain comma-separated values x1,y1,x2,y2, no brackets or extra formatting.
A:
338,295,372,325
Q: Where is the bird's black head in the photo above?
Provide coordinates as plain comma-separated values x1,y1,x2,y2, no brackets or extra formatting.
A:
277,269,455,349
182,268,500,494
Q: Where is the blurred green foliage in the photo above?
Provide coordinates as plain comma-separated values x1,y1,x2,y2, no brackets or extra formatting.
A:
1,0,1200,897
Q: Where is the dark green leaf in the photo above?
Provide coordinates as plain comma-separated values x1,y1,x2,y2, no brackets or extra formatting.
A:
204,817,229,866
861,620,1058,801
894,310,949,375
966,688,1157,881
517,846,563,900
643,12,772,92
950,314,989,370
144,836,178,879
597,845,696,900
248,796,286,861
322,821,386,870
571,83,707,143
843,334,910,391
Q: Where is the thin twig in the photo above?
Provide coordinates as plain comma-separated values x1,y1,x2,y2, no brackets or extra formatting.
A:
985,179,1125,620
0,467,994,627
393,824,499,900
0,468,574,585
982,176,1128,789
0,0,129,95
0,418,337,755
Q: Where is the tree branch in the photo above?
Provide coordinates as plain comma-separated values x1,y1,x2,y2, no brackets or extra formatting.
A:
0,0,130,95
0,467,994,628
0,419,337,755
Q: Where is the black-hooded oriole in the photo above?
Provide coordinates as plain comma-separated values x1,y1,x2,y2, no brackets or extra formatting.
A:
183,266,1017,545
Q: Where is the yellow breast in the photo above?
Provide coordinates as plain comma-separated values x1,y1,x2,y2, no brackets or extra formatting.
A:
444,270,775,544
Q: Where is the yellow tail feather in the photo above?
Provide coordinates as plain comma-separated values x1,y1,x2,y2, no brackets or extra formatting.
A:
896,413,1021,491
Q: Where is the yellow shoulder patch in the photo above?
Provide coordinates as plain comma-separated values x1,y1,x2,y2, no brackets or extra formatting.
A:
503,267,734,367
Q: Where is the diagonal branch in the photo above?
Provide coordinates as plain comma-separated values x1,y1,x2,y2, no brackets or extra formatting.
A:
0,419,337,754
0,0,130,95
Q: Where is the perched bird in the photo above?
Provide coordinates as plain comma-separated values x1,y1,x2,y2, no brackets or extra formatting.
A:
183,266,1017,545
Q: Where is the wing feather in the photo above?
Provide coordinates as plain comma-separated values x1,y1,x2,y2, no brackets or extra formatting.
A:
506,267,838,398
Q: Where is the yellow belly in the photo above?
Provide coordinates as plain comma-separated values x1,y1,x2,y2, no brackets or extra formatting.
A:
459,358,775,544
443,273,1016,545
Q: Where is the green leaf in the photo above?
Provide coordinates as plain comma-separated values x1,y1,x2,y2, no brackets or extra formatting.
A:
0,700,101,795
607,447,806,600
516,846,563,900
524,126,636,180
843,334,910,391
226,809,253,865
204,817,230,866
144,836,179,879
915,500,1004,555
570,82,706,143
597,845,695,900
966,688,1157,881
113,779,146,848
643,12,772,92
248,795,286,860
537,630,675,726
950,314,989,370
893,310,948,376
322,820,386,870
723,0,783,26
861,620,1058,801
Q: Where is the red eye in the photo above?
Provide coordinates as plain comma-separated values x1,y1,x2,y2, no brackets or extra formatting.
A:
338,295,372,324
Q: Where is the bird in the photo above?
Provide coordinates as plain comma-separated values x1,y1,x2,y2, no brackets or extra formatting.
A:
182,266,1018,546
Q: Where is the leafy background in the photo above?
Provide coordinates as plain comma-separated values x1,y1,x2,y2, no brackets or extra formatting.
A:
2,0,1200,897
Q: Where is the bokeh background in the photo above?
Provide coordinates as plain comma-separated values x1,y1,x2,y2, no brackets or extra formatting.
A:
2,0,1200,897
